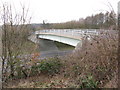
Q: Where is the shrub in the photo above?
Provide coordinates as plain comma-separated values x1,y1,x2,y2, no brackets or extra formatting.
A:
63,30,118,88
31,57,62,75
79,74,98,88
72,64,82,76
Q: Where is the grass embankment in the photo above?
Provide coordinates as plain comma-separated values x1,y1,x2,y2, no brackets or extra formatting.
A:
4,31,118,88
20,40,40,55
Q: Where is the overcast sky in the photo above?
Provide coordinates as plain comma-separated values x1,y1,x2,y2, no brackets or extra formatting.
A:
1,0,120,23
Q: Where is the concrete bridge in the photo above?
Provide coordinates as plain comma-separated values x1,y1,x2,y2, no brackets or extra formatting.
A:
35,29,100,51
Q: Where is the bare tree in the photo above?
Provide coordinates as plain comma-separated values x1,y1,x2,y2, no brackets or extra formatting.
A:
1,3,31,83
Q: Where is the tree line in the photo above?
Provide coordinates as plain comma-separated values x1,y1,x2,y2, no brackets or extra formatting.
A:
40,11,117,30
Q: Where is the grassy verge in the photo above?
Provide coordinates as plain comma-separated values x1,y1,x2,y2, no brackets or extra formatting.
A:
19,40,39,55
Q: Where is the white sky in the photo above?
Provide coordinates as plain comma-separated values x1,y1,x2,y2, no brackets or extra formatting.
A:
0,0,120,23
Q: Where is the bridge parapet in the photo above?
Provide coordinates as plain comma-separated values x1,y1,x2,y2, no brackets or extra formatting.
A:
35,29,99,34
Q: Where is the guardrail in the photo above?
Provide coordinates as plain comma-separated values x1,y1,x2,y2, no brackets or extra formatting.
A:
35,29,100,37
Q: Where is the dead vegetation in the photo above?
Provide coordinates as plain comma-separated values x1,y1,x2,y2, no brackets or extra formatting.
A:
3,1,118,88
62,30,118,88
3,30,118,88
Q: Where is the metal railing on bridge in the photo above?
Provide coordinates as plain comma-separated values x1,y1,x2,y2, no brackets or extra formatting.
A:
35,29,100,38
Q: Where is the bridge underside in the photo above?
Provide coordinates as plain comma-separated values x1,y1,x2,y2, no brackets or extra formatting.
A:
37,34,82,47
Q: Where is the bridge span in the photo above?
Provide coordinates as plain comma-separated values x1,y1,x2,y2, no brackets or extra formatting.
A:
35,29,99,48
